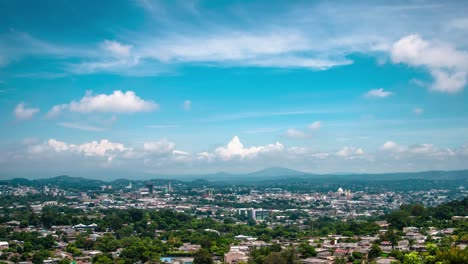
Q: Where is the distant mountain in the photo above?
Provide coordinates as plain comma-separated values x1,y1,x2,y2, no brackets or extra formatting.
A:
1,168,467,187
0,177,32,186
247,167,306,177
36,175,104,188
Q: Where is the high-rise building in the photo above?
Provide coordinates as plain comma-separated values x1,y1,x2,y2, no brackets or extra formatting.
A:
145,182,154,194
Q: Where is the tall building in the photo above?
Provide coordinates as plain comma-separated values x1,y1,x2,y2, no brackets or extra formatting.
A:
145,182,154,194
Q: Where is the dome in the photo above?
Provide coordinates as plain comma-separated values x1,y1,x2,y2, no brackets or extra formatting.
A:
337,187,344,193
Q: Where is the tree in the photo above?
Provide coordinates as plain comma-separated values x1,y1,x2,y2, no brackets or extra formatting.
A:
380,229,400,249
280,248,300,264
368,244,383,260
403,252,422,264
264,252,287,264
386,210,410,230
298,242,316,258
193,248,213,264
57,259,70,264
435,247,468,264
32,250,50,264
333,257,346,264
93,254,113,264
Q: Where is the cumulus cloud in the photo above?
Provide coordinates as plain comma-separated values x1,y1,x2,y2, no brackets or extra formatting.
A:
391,34,468,93
6,136,468,175
69,90,157,113
47,90,158,116
336,147,365,159
143,139,176,155
284,129,307,139
48,139,69,152
381,141,398,151
14,102,39,120
46,104,67,118
27,138,127,162
309,121,322,130
213,136,284,160
365,88,393,98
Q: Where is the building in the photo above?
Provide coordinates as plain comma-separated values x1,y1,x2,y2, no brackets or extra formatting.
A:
0,242,8,249
224,250,249,264
145,182,154,194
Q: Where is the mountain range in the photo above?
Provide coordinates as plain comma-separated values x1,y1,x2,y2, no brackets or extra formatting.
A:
0,167,467,187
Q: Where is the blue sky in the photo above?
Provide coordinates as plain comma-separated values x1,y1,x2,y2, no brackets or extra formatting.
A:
1,0,468,178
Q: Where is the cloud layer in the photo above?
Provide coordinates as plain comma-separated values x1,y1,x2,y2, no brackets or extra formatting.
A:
2,136,467,177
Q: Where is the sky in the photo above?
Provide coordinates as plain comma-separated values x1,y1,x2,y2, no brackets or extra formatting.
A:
1,0,468,179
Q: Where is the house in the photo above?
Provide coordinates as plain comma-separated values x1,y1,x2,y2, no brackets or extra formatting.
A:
403,227,419,233
0,241,8,249
172,258,193,264
317,250,332,259
376,221,390,229
302,257,329,264
178,243,201,253
224,250,249,264
376,257,397,264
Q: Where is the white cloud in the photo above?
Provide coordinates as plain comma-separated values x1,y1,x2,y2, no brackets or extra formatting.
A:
102,40,132,58
365,88,393,98
336,147,365,158
143,139,176,155
309,121,322,130
379,141,455,158
183,100,191,110
381,141,398,151
48,139,69,152
284,129,307,139
9,135,468,175
214,136,284,160
46,104,67,118
391,34,468,93
48,90,158,115
430,69,467,93
139,32,353,70
14,102,39,120
413,107,424,115
380,141,406,153
28,138,127,162
147,32,309,62
75,140,126,160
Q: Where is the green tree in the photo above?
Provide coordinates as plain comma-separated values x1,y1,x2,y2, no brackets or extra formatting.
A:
93,254,113,264
193,248,213,264
57,259,70,264
32,250,50,264
264,252,286,264
298,242,316,258
368,244,383,260
403,252,422,264
435,247,468,264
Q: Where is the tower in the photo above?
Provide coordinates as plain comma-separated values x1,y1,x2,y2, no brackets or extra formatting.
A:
145,182,154,194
